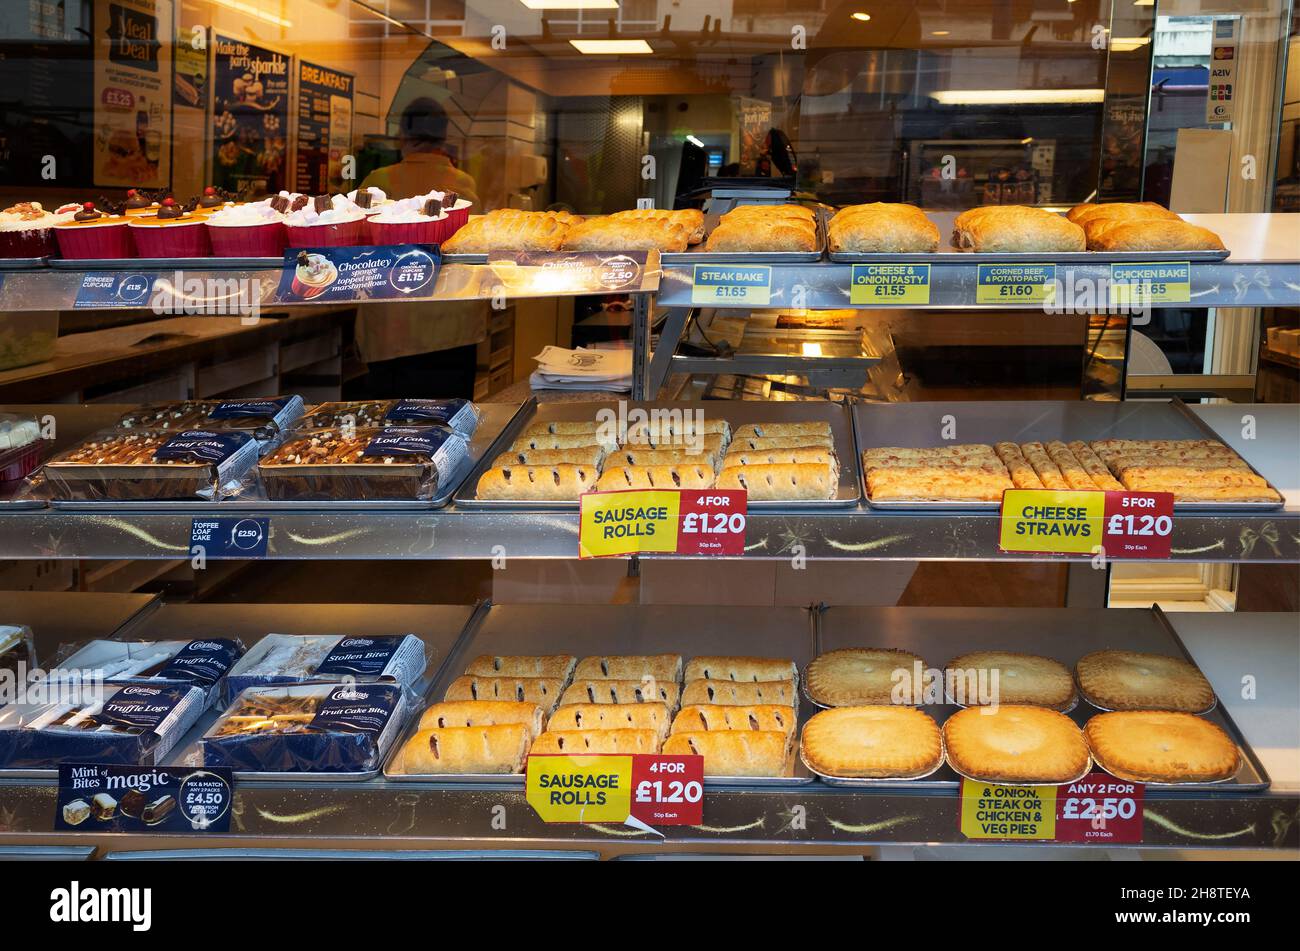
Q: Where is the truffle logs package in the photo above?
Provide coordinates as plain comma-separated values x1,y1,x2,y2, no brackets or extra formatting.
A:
51,638,246,707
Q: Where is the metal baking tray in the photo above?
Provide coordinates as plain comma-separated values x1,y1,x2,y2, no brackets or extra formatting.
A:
454,398,860,511
48,256,282,270
383,603,819,787
661,206,828,264
826,210,1230,263
0,256,49,269
853,399,1286,512
814,604,1270,793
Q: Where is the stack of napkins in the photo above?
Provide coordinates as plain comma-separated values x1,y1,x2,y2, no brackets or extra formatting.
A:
529,346,632,393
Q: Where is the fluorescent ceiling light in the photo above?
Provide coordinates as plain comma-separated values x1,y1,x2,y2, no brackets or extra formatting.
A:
931,88,1106,105
931,31,950,36
685,134,704,147
569,39,654,54
212,0,292,28
1133,1,1155,6
521,1,619,8
851,12,872,21
1111,36,1152,51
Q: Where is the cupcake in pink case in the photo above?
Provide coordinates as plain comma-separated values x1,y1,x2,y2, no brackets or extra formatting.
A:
127,197,212,258
283,194,366,248
205,198,288,258
0,202,80,258
54,202,136,260
366,192,453,245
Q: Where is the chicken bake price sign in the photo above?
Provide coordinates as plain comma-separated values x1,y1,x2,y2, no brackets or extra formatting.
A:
579,489,747,558
998,489,1174,559
526,754,704,827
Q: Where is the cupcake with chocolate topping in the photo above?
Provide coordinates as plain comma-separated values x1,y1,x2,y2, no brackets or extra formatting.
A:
54,201,135,259
122,188,160,217
347,186,388,216
0,201,80,258
366,190,453,245
197,185,234,213
282,194,366,247
127,196,212,257
205,197,288,258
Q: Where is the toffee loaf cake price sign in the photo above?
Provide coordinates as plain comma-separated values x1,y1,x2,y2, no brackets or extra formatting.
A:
579,488,747,558
56,765,234,834
526,753,703,827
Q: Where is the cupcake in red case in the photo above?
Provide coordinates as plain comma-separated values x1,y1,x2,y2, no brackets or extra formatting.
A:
127,197,212,258
366,192,453,245
122,188,161,217
347,186,389,216
196,185,235,214
0,202,80,258
54,202,135,260
443,192,472,233
205,197,288,258
283,194,366,247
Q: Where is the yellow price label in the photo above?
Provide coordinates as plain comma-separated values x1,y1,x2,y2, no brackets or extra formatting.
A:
999,488,1105,555
579,489,681,558
975,264,1056,304
526,755,633,823
849,264,930,305
691,264,772,306
960,779,1058,840
1109,262,1191,305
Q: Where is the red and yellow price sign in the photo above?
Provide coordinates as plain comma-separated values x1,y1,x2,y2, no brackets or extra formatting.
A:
526,754,703,826
579,489,746,558
999,489,1173,558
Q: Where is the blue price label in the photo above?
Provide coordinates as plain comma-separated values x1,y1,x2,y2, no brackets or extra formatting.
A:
57,764,234,833
191,517,270,558
75,272,156,309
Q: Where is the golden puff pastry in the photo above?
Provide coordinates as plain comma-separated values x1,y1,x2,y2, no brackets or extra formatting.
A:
865,469,1011,503
805,648,927,707
800,706,943,778
1067,201,1180,226
547,702,671,741
609,208,705,244
418,700,545,739
510,431,617,452
684,656,797,683
1084,712,1240,784
1045,440,1101,491
560,678,681,710
828,203,940,253
492,447,606,470
733,421,832,441
1020,441,1069,490
530,729,660,755
623,416,730,442
477,464,599,501
444,675,565,714
607,446,724,472
561,217,691,253
573,654,682,682
680,678,795,708
464,655,577,680
389,724,529,774
718,203,816,220
661,730,794,777
944,705,1090,784
993,443,1045,489
716,463,835,500
953,206,1086,253
595,464,716,492
944,651,1076,711
705,219,818,253
864,444,999,466
1086,219,1225,252
441,209,578,254
671,704,796,737
1075,650,1215,713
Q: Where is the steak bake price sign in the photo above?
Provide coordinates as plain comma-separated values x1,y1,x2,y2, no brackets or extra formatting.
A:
579,488,747,558
999,489,1174,559
526,754,704,827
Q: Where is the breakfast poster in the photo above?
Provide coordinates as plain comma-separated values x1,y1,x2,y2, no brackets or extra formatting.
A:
294,60,353,194
212,34,290,197
92,0,173,188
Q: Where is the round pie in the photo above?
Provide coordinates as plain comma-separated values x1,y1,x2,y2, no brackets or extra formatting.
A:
800,706,943,779
944,651,1075,711
805,648,926,706
943,705,1090,784
1075,650,1214,713
1085,711,1240,784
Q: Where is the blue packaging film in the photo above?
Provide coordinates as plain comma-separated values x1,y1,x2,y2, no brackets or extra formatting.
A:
384,398,481,437
200,682,408,773
51,638,246,708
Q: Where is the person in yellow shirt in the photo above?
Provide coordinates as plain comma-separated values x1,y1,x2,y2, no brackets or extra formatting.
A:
353,97,484,399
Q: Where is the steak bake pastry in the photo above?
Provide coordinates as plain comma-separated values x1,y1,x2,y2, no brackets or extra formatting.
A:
806,648,926,707
464,655,577,680
444,675,566,715
547,702,671,742
943,705,1090,784
1084,711,1240,784
683,656,797,683
671,703,796,737
952,205,1086,253
1066,201,1181,226
680,679,796,708
389,724,530,774
1075,650,1215,713
827,203,940,253
530,729,660,755
716,463,836,501
561,216,691,253
492,447,606,469
573,654,683,682
595,464,716,492
418,701,545,739
609,208,705,244
560,679,681,710
661,730,794,777
476,463,599,500
704,218,818,253
1085,218,1225,253
440,208,579,253
800,706,943,779
943,651,1076,711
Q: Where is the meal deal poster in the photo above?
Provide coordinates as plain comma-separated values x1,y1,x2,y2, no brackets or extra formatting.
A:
295,60,353,195
92,0,173,188
212,34,290,195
